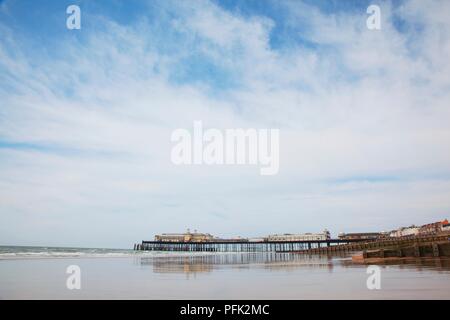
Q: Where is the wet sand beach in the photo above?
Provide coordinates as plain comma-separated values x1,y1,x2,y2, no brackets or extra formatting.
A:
1,248,450,299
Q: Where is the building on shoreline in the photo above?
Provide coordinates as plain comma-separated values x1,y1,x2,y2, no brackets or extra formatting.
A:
338,232,385,240
443,222,450,232
389,226,420,238
214,236,249,242
265,230,330,241
418,219,449,235
388,219,449,238
337,219,449,240
154,229,215,242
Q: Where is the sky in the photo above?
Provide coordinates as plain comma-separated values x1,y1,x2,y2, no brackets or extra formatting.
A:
1,0,450,248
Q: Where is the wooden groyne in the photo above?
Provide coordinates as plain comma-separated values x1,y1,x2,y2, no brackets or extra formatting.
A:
352,241,450,264
297,234,450,255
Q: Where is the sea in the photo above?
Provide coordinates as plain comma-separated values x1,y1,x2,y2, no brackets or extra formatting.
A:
1,245,450,299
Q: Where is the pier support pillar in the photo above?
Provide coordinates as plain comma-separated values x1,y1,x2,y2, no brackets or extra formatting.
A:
414,244,421,257
432,243,440,257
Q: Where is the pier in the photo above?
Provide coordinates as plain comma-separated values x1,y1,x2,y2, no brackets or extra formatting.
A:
134,239,366,252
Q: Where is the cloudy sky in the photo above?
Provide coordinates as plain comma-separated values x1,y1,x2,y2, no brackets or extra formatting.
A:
1,0,449,248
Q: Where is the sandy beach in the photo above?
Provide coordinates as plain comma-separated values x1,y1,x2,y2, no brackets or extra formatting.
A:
1,248,450,299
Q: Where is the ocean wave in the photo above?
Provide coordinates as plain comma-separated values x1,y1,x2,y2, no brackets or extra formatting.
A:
0,247,244,260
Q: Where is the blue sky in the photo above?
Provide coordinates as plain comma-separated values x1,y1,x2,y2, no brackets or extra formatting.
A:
1,0,450,248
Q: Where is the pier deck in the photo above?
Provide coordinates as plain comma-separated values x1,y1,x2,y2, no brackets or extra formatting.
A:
134,239,366,252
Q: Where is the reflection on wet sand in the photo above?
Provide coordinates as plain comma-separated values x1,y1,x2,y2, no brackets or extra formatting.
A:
135,252,450,276
343,256,450,270
137,252,338,274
